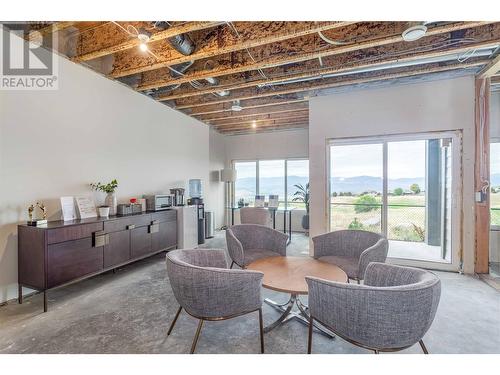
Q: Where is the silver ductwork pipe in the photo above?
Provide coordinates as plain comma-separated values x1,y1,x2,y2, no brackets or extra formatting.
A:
151,21,195,56
168,34,195,56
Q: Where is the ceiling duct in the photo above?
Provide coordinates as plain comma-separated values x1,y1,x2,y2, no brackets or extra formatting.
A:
117,74,142,89
169,60,194,79
151,21,195,56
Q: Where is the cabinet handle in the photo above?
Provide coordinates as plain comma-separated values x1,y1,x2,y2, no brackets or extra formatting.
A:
93,231,109,247
126,224,135,230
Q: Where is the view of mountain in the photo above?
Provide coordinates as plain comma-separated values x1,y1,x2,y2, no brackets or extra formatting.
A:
236,174,500,199
331,176,425,194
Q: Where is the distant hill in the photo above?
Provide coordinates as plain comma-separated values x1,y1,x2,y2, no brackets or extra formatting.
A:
331,176,425,194
235,173,500,199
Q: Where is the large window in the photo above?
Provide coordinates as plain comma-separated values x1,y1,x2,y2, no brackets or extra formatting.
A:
287,159,309,209
492,141,500,227
259,160,285,205
329,132,461,271
234,161,257,206
233,159,308,209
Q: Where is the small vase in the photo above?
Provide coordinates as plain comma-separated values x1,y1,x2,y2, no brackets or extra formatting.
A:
105,193,117,216
98,206,110,218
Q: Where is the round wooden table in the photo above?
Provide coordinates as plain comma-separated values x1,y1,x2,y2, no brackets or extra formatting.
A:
247,256,347,336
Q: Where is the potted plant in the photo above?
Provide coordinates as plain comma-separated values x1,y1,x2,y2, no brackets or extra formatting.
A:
292,182,310,230
237,198,245,208
90,179,118,215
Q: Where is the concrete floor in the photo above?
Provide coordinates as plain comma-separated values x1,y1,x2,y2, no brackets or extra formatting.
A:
0,232,499,354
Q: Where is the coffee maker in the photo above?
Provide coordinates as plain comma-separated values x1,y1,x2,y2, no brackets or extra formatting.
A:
170,188,185,206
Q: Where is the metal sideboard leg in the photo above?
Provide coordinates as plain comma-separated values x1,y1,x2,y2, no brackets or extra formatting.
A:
18,284,23,304
43,290,47,312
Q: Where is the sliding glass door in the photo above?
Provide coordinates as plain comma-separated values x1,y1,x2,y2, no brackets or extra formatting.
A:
329,132,461,271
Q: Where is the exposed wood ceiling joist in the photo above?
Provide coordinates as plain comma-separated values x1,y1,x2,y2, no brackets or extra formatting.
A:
73,21,225,62
211,112,309,127
111,21,354,78
139,21,491,91
197,104,309,122
218,118,309,131
27,21,77,41
186,98,308,116
158,38,500,102
220,122,309,134
477,53,500,78
24,20,500,134
174,59,487,110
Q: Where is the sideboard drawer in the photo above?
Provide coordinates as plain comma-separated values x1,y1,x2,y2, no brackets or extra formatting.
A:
104,215,151,233
151,210,176,223
47,238,104,288
47,222,103,244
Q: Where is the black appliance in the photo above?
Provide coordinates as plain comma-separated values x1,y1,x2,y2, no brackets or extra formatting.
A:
188,197,205,244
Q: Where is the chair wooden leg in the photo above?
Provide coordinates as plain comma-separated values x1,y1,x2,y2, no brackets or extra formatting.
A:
357,279,360,285
374,349,379,354
258,308,264,354
230,261,235,269
419,340,429,354
307,317,314,354
167,306,182,336
190,319,204,354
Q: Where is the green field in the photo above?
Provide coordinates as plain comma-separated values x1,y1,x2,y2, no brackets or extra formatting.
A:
331,192,500,235
331,194,427,242
492,192,500,226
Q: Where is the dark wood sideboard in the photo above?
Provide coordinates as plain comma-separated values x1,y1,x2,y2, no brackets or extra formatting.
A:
18,209,177,312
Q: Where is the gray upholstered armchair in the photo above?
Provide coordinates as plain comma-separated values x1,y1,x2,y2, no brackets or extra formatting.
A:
239,207,271,226
306,262,441,354
226,224,287,268
312,230,388,282
165,249,264,354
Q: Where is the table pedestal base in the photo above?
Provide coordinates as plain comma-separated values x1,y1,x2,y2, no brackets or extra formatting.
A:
264,295,335,338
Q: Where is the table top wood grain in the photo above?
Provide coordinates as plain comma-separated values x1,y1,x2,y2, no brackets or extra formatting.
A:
247,256,348,295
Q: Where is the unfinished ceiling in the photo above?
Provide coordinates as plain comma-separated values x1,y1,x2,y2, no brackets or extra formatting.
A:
16,21,500,134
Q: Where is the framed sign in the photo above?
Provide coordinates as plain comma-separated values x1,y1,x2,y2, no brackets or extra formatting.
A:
268,195,279,209
75,196,97,219
254,195,265,207
60,196,76,221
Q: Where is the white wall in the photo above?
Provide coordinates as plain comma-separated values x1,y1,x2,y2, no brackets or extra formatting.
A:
309,76,477,273
208,129,226,229
0,45,211,303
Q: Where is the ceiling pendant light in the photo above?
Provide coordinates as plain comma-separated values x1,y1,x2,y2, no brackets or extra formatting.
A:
137,28,152,52
231,100,243,111
402,22,428,42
